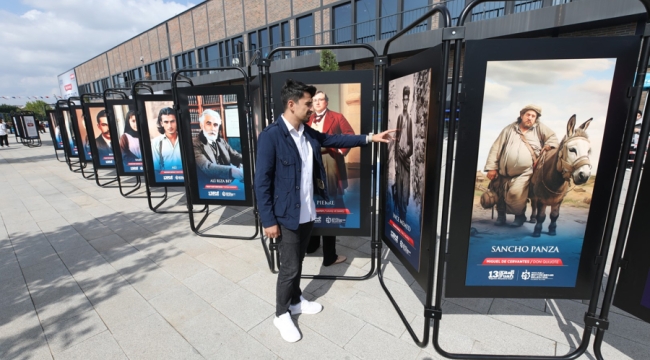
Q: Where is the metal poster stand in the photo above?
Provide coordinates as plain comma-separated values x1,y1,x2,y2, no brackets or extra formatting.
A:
257,43,384,278
102,88,142,197
370,5,452,348
67,97,95,180
171,68,260,239
131,80,206,214
14,111,42,147
55,100,86,174
80,93,119,187
423,0,650,359
44,103,66,162
592,0,650,358
9,112,20,144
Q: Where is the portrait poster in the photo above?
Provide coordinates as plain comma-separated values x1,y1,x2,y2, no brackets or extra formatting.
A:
379,46,442,289
445,37,639,299
106,100,142,175
23,115,39,139
137,95,184,186
271,70,374,237
177,86,253,206
46,110,64,150
613,165,650,324
61,109,79,157
84,104,114,168
13,115,24,138
72,107,92,161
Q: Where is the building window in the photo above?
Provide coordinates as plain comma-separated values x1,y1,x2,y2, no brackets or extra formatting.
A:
248,32,258,55
296,15,314,55
333,3,352,45
355,0,376,43
380,0,398,39
470,1,505,21
402,0,429,34
514,0,543,12
259,28,269,58
446,0,464,24
198,44,221,73
282,21,291,58
175,51,196,77
231,36,244,66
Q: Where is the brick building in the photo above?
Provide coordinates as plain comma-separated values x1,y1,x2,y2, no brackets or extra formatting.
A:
67,0,648,95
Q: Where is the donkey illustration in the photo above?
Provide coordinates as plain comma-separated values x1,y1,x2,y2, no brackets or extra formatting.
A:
529,115,593,238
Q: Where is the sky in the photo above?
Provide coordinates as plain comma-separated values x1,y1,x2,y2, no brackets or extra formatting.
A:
0,0,197,107
476,58,617,174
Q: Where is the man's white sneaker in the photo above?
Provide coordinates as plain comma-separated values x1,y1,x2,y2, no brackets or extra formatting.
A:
274,312,301,342
289,296,323,315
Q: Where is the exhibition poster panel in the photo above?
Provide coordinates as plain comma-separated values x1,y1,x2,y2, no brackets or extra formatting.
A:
384,69,433,272
613,165,650,324
113,104,142,173
182,91,250,204
75,109,92,161
14,116,24,138
143,99,184,184
63,110,79,156
446,37,639,299
87,107,114,166
271,71,374,236
23,115,39,139
47,111,64,150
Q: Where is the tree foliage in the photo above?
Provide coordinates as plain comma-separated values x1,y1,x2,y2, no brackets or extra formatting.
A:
23,100,51,120
319,50,339,72
0,104,21,114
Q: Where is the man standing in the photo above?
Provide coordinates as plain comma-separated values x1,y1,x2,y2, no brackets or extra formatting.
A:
0,119,8,147
152,107,182,174
94,110,112,159
193,109,244,181
484,105,558,227
255,79,394,343
394,86,413,220
305,90,353,266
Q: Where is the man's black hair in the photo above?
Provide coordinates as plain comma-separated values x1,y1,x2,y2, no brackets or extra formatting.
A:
96,110,107,123
637,110,643,117
157,107,175,134
281,79,316,110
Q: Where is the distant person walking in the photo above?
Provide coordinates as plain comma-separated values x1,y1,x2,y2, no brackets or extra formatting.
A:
0,119,9,147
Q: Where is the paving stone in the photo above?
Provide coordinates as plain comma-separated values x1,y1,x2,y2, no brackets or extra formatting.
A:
112,313,203,360
345,323,421,360
249,316,358,360
341,290,415,338
295,298,365,347
211,287,275,331
176,308,276,359
182,269,240,303
148,284,212,327
53,330,127,360
196,248,259,283
43,310,107,354
91,287,156,330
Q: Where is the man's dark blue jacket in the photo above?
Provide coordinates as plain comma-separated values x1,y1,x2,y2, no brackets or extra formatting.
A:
255,117,368,231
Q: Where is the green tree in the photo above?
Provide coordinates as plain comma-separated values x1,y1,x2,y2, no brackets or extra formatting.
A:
319,49,339,72
0,104,21,113
23,100,51,121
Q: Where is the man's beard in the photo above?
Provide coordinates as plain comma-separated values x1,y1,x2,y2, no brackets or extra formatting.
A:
203,130,218,142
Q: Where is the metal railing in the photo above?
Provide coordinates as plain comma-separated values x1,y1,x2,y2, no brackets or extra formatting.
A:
470,1,506,21
514,0,543,12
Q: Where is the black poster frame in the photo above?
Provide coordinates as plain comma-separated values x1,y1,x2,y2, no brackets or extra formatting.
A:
444,37,639,300
13,114,24,139
176,85,253,207
58,107,78,159
106,99,143,176
45,110,64,151
380,45,443,291
69,100,93,163
137,94,185,188
21,114,41,140
83,102,115,170
270,70,374,237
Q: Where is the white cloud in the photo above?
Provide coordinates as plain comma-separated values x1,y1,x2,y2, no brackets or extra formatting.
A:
486,59,615,86
0,0,194,105
483,80,511,102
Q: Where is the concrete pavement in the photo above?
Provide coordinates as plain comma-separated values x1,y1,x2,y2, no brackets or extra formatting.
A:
0,139,648,359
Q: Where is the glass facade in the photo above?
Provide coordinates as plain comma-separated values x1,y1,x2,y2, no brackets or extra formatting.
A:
355,0,376,43
333,3,352,45
296,15,314,55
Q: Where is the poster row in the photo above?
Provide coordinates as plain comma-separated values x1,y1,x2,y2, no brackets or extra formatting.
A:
46,36,650,308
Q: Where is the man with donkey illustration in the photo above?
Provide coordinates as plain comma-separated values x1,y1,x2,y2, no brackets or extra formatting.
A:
483,105,559,227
